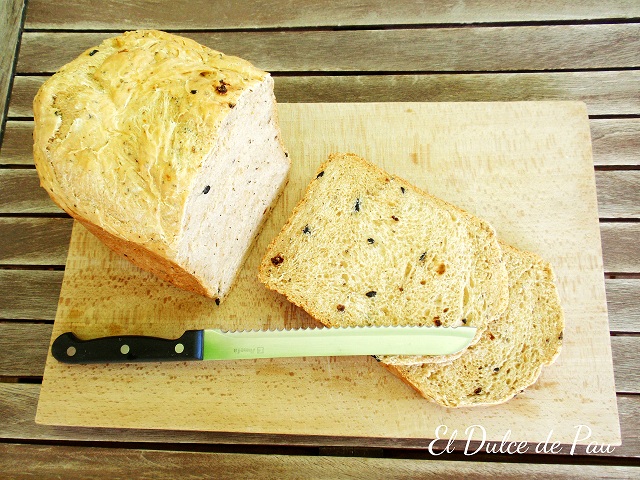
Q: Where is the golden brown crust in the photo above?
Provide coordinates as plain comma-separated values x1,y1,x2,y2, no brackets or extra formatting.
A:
386,243,564,407
32,30,286,300
77,218,211,298
33,30,268,257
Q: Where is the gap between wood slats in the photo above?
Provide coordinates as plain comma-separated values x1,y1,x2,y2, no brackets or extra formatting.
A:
8,72,640,120
3,118,639,167
3,442,640,478
14,26,640,75
0,382,638,459
21,21,640,35
23,0,640,30
0,0,26,147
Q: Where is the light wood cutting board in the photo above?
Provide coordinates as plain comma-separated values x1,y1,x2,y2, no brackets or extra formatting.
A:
36,102,621,446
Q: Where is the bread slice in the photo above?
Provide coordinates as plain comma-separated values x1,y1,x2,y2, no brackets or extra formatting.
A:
33,30,290,302
258,153,508,364
386,244,564,407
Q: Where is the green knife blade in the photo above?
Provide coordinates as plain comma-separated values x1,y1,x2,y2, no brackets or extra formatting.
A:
203,326,475,360
51,326,476,364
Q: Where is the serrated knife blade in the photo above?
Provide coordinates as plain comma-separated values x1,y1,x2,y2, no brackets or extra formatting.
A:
50,326,477,364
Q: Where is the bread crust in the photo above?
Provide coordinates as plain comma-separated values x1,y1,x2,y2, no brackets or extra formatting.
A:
78,218,210,298
387,243,564,407
33,30,287,300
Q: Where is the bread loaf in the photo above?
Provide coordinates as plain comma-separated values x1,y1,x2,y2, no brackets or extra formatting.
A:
386,244,564,407
33,30,290,302
258,153,509,365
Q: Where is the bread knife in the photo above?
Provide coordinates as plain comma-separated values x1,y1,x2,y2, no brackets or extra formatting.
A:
51,326,476,364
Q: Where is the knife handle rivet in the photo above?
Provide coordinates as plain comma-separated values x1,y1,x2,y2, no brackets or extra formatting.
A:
66,346,76,357
175,343,185,354
120,344,130,355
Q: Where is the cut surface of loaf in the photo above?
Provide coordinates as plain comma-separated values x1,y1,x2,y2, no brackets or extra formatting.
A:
258,153,508,364
386,244,564,407
33,30,290,301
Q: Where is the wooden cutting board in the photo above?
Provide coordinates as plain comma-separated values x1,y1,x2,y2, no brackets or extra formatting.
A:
36,102,621,446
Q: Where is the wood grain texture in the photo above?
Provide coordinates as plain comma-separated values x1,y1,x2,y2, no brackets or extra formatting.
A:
16,25,640,74
611,337,640,394
3,168,638,218
0,217,72,265
0,270,63,320
3,443,640,480
24,0,640,30
1,271,637,328
4,116,639,168
0,0,25,143
2,383,639,457
7,76,44,118
273,72,640,117
616,394,640,459
34,102,620,446
601,223,640,273
606,280,640,333
0,323,50,376
596,172,640,218
2,0,638,471
1,319,635,391
0,120,33,165
591,119,640,166
9,72,640,119
0,169,62,214
6,444,638,480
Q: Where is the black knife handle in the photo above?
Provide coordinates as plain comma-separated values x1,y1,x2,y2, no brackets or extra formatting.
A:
51,330,204,364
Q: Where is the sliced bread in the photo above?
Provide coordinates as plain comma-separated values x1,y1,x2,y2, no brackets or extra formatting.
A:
33,30,290,302
258,153,508,364
386,244,564,407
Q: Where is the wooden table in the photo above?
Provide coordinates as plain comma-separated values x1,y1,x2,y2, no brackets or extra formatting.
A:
1,1,638,477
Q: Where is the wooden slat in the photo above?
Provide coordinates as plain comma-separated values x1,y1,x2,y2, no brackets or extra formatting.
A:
4,116,640,168
0,217,72,265
0,169,61,214
4,169,638,218
6,76,43,118
0,268,637,328
16,25,640,74
4,271,638,333
0,319,636,389
591,119,640,166
596,172,640,219
1,384,637,457
0,120,33,165
0,0,25,142
601,223,640,273
24,0,640,30
3,443,640,479
9,71,640,120
0,270,63,320
606,280,640,333
0,323,51,376
616,393,640,459
612,336,640,394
